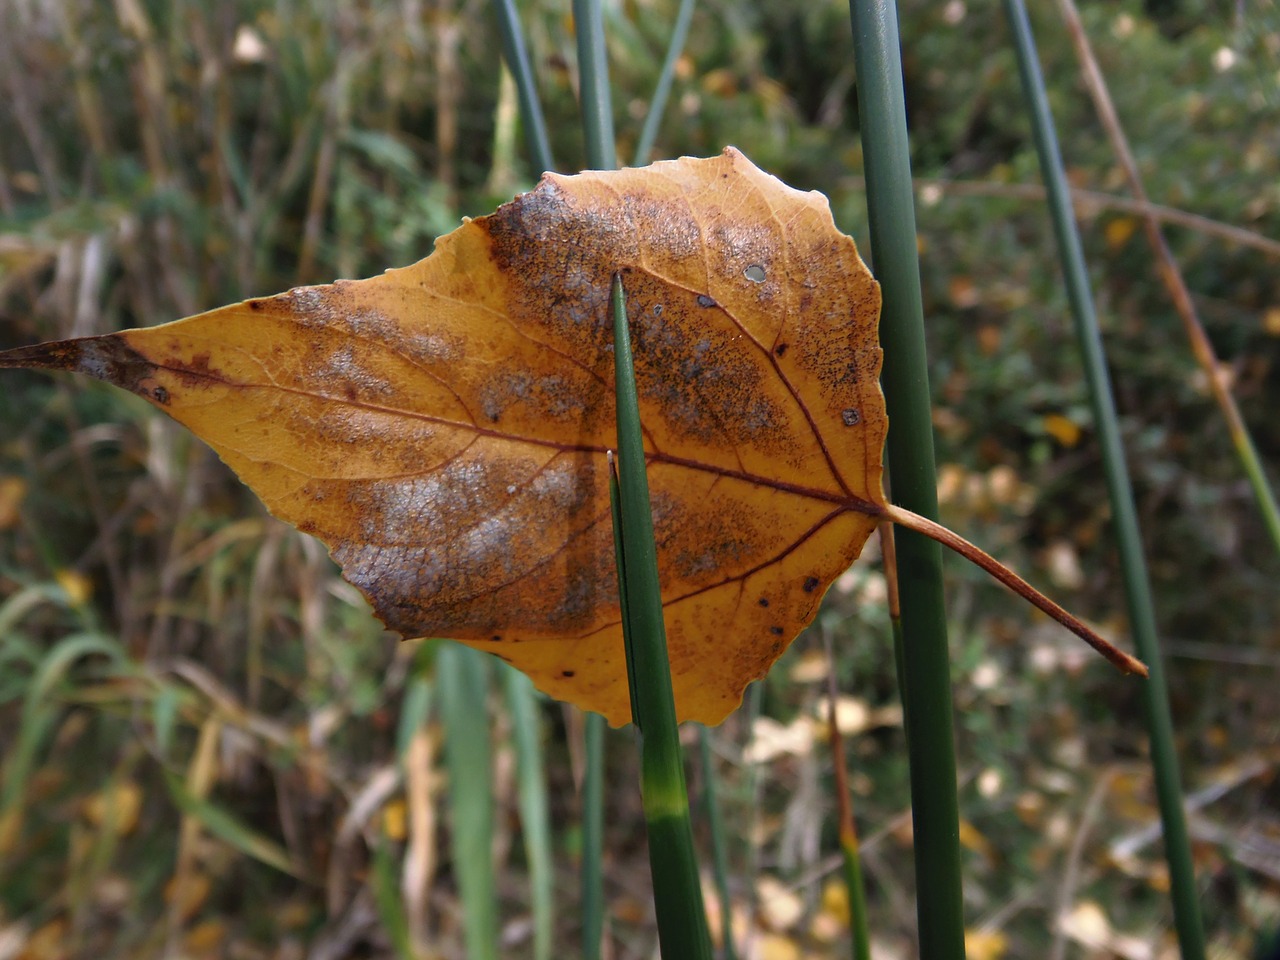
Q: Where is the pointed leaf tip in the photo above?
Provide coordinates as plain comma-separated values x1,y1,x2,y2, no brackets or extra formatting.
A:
0,335,167,404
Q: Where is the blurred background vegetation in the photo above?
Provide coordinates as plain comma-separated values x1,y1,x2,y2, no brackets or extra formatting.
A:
0,0,1278,957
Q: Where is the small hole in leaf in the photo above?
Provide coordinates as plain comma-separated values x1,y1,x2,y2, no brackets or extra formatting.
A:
758,597,769,608
744,264,766,283
696,294,716,308
653,304,663,317
841,408,861,426
802,576,820,592
152,386,169,404
769,626,784,636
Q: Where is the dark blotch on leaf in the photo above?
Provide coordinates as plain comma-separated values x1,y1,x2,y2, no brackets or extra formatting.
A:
562,669,576,678
757,597,769,608
802,576,820,592
769,626,784,636
774,343,788,357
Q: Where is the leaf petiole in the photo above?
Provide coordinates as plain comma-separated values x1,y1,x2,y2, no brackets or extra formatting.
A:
883,502,1149,677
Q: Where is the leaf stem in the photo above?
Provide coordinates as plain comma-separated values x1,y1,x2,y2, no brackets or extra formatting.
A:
884,503,1148,676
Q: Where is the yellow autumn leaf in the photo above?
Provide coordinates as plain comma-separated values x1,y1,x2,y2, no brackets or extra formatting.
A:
1105,216,1137,248
1042,412,1082,448
0,150,1145,725
82,780,144,835
0,475,26,530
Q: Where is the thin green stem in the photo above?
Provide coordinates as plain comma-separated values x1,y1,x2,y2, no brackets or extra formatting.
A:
823,631,871,960
582,711,606,960
632,0,696,167
610,275,713,960
698,726,737,960
846,1,966,956
573,0,616,171
492,0,555,174
438,645,498,960
1002,2,1206,956
503,667,554,960
573,9,617,956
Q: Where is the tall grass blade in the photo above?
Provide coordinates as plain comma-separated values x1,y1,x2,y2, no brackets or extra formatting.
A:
395,673,433,764
163,774,302,878
574,10,617,956
632,0,697,166
610,274,713,960
370,838,415,960
437,644,498,960
1002,3,1208,955
573,0,617,171
845,1,966,955
823,632,871,960
697,726,738,960
492,0,555,174
503,665,555,960
582,712,606,960
3,632,124,813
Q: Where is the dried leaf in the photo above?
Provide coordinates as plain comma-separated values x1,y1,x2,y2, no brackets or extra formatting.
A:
0,148,1145,723
82,780,143,835
0,475,26,530
0,149,885,725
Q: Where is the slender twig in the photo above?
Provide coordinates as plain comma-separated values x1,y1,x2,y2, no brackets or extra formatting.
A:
904,177,1280,260
1051,0,1280,556
1049,769,1118,960
878,522,907,720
